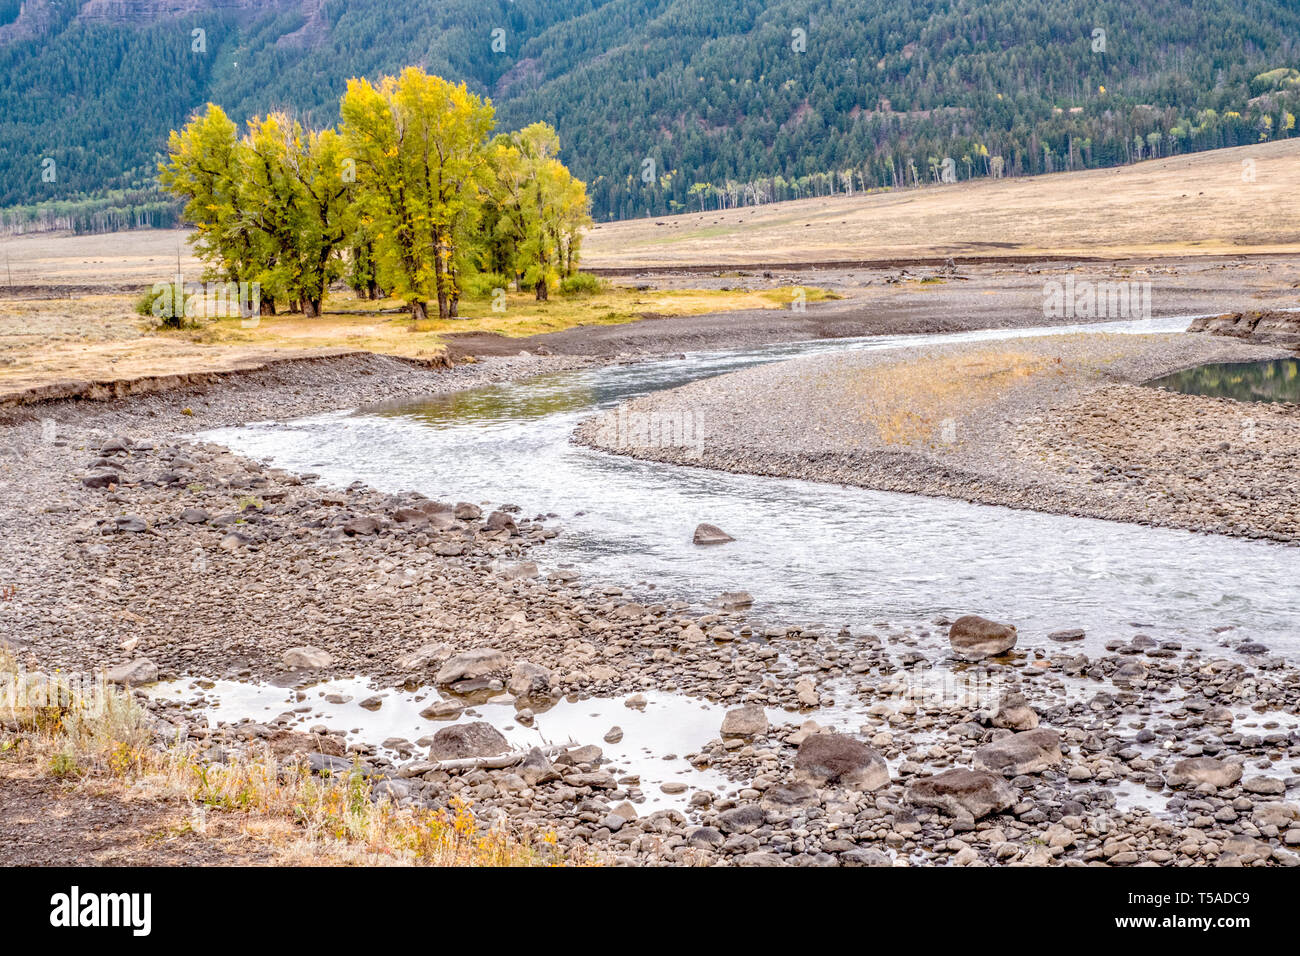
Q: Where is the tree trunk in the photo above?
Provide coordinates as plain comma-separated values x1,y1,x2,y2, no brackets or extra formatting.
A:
260,299,276,316
449,295,459,318
411,301,428,323
304,298,321,318
535,277,548,301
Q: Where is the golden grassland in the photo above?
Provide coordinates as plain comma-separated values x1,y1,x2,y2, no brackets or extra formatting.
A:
0,651,581,866
0,285,836,403
819,334,1133,446
185,284,838,346
583,139,1300,266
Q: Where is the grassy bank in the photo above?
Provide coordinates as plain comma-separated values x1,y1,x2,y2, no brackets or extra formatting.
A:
0,653,576,866
0,283,836,402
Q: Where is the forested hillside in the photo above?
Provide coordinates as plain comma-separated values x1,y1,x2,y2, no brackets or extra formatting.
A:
3,0,1300,229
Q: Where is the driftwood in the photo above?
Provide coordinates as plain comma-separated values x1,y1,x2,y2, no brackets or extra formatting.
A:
414,744,569,774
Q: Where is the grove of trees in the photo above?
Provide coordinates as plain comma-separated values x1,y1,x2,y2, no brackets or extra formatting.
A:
158,67,592,320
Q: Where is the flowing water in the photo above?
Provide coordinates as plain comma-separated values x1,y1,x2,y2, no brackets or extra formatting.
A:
204,314,1297,657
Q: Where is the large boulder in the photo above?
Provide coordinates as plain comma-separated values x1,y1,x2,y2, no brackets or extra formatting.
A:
103,658,158,686
428,722,510,761
1165,757,1243,790
283,646,332,670
435,648,507,685
720,703,768,738
693,523,735,545
394,642,453,671
506,661,554,699
990,691,1039,731
906,769,1016,819
793,732,889,791
518,747,560,786
972,728,1062,775
948,615,1017,659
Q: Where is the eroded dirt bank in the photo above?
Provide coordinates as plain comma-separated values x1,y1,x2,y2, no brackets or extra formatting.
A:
2,348,1299,867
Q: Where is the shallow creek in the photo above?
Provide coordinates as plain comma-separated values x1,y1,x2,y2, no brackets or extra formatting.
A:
205,314,1296,653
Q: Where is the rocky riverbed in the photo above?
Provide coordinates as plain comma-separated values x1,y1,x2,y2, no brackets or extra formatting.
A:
577,331,1300,542
3,349,1299,866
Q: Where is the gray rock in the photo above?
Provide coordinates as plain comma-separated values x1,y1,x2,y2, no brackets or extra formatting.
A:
435,647,507,684
692,523,735,545
793,732,889,791
428,722,510,761
905,768,1017,819
948,615,1017,659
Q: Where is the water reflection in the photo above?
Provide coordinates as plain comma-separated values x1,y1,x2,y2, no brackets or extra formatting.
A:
1147,358,1300,404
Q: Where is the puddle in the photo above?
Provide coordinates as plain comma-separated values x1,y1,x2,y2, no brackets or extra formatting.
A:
147,678,793,810
1147,357,1300,404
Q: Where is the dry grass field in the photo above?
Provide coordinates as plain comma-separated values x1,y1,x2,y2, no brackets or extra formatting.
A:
583,139,1300,267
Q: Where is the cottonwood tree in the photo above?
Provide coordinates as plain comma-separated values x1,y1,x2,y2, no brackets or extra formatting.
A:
162,106,351,316
340,68,494,321
240,113,352,317
158,104,264,295
486,122,591,300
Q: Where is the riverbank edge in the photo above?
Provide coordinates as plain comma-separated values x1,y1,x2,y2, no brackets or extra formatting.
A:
573,334,1299,544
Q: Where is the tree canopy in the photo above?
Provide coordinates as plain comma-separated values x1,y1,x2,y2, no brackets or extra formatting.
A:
160,67,592,319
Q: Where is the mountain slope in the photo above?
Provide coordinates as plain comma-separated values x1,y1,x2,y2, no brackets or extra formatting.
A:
2,0,1299,223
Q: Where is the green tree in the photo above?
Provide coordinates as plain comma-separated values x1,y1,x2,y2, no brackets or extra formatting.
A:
340,67,495,321
241,113,353,317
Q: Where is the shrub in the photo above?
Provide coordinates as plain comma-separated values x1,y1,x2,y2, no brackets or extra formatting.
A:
461,272,512,298
559,272,606,296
